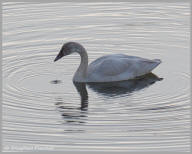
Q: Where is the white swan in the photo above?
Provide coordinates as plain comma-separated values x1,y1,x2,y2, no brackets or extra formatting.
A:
54,42,161,83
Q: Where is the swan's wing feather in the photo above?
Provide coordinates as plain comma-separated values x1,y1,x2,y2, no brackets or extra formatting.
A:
89,54,131,66
132,58,161,76
87,54,161,82
88,54,129,76
96,57,160,76
98,58,130,76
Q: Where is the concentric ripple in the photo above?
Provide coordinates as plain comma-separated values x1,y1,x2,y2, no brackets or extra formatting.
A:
2,1,190,152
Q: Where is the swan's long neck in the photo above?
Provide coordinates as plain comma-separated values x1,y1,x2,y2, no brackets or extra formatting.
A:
73,49,88,82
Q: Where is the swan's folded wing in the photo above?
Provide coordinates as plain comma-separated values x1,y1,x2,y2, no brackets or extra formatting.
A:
98,58,130,76
87,56,161,82
98,58,160,76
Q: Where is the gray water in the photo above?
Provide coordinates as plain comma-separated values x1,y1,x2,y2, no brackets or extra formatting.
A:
2,2,190,152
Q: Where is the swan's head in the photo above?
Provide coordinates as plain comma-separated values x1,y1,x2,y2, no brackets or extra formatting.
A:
54,42,85,62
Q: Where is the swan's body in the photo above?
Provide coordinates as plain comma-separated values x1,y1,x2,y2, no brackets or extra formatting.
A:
54,42,161,83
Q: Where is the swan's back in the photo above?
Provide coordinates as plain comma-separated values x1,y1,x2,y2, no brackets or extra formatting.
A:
87,54,161,82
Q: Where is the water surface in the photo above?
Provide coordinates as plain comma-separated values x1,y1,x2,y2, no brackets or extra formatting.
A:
2,2,190,152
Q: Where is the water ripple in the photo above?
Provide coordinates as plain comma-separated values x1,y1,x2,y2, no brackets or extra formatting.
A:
2,1,190,152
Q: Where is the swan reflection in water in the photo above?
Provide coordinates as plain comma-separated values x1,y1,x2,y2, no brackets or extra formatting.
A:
55,82,88,126
86,73,163,97
55,73,162,125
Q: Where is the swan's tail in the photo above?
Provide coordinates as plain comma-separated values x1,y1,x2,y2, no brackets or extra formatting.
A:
148,59,161,72
135,58,162,78
153,59,162,65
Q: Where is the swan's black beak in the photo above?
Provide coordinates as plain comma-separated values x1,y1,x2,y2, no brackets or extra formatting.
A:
54,51,63,62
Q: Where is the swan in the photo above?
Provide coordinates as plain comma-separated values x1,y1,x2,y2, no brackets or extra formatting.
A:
54,42,161,82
